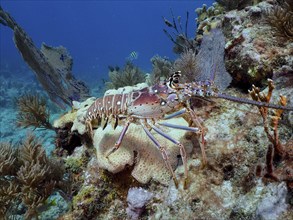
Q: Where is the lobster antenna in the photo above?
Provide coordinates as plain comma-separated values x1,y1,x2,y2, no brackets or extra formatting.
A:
215,93,293,111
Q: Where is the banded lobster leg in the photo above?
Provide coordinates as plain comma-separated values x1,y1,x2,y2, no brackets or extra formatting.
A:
163,107,207,167
186,106,207,167
147,122,191,189
140,120,179,188
105,119,132,158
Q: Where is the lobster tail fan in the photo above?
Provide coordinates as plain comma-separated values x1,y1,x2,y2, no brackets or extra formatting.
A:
195,28,232,91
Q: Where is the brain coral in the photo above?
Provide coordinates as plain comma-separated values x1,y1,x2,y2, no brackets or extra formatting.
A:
94,118,194,185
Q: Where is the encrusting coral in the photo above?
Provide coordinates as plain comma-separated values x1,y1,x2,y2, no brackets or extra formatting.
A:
0,134,71,219
105,62,146,90
15,93,54,130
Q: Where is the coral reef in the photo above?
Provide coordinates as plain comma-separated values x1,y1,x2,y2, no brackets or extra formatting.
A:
105,62,146,90
0,134,71,219
0,7,89,109
15,93,54,130
1,1,293,219
65,155,131,219
194,0,293,88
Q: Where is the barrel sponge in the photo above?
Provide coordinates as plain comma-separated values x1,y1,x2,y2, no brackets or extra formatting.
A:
94,118,193,185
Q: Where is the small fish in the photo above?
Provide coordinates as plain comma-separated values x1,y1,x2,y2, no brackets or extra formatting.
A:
126,51,139,61
60,54,65,62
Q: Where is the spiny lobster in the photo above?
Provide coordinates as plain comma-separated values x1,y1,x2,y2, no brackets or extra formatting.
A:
84,29,293,188
85,71,293,188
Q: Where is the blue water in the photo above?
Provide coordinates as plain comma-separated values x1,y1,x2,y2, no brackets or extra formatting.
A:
0,1,214,86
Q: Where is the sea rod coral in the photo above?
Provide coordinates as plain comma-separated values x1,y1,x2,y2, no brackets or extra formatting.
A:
0,134,71,219
15,93,54,131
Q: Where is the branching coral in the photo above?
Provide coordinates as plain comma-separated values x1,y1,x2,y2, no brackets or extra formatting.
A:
249,79,286,156
265,0,293,41
249,79,292,186
105,62,146,90
0,134,71,219
15,93,54,130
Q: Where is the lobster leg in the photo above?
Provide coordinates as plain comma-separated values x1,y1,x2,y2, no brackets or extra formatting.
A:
148,122,189,189
140,121,179,188
186,106,207,167
105,120,131,158
158,122,199,132
164,108,187,119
